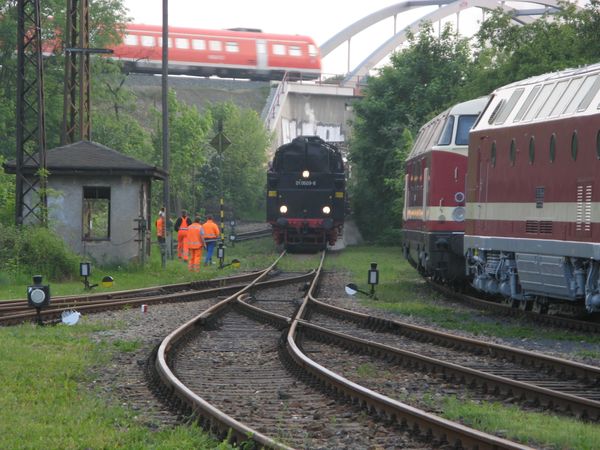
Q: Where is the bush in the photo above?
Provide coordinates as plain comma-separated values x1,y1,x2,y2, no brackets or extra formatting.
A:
374,227,403,246
0,225,79,281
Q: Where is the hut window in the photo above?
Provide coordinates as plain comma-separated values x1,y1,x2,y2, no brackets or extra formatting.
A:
83,187,111,241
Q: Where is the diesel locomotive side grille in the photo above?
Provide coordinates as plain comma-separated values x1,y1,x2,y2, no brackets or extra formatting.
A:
539,221,553,234
525,221,539,233
576,183,592,233
525,220,553,234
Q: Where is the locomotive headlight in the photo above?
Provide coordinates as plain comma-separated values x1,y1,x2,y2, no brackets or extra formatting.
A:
279,205,288,214
322,206,331,214
452,206,466,222
302,170,310,178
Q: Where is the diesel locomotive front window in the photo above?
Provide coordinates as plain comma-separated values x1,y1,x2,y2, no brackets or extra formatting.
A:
438,116,454,145
456,115,478,145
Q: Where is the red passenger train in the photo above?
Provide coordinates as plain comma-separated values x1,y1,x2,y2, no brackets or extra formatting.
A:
465,63,600,314
110,24,321,80
402,97,488,281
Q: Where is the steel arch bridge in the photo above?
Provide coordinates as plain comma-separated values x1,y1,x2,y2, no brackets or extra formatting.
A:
319,0,577,87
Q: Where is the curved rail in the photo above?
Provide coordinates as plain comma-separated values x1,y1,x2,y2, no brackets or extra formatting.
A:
154,251,296,448
283,254,532,450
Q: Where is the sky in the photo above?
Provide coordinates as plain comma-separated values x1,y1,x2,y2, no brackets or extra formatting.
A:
122,0,486,75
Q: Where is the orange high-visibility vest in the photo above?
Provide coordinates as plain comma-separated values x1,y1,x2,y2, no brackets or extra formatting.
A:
156,216,165,238
203,219,220,240
186,223,205,249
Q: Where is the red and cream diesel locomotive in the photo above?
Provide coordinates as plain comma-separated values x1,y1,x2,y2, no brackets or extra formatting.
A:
402,97,488,281
465,63,600,313
110,24,321,80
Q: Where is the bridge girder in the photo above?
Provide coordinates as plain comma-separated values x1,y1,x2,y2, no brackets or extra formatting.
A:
318,0,575,86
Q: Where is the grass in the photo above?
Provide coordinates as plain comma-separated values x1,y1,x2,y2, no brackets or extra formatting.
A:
0,323,222,449
442,396,600,449
1,240,599,448
326,245,600,344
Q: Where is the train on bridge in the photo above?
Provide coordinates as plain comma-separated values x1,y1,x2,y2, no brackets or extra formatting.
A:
110,24,322,81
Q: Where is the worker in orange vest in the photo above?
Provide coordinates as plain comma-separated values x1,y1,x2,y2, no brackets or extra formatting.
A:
186,216,205,272
155,207,166,243
174,210,191,261
202,215,221,266
155,207,167,266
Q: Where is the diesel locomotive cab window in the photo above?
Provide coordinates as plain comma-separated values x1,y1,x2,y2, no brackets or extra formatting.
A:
83,187,110,241
438,116,454,145
456,115,478,145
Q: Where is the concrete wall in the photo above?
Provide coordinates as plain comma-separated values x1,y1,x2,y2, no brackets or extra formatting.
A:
44,175,149,265
274,84,356,150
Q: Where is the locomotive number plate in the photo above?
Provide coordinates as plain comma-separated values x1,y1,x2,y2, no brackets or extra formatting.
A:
296,180,317,186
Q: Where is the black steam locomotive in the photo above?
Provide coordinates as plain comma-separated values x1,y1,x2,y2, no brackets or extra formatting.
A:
267,136,345,250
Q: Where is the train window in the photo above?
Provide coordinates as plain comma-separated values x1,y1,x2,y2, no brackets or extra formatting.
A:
564,75,598,114
528,136,535,164
273,44,286,55
124,34,138,46
209,40,222,51
175,38,190,49
509,139,516,166
141,36,154,47
571,131,578,161
577,75,600,111
289,46,302,57
549,133,557,163
537,80,569,118
491,141,497,167
456,115,478,145
494,88,524,124
438,116,454,145
192,39,206,50
308,44,318,57
225,42,240,53
487,99,504,124
514,85,541,122
597,129,600,159
523,83,555,122
552,77,583,116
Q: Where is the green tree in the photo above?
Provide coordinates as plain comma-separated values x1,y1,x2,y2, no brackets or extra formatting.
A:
350,23,473,237
196,102,270,219
463,0,600,98
151,90,213,214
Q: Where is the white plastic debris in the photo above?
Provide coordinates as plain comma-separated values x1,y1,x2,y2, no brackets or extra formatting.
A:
61,310,81,325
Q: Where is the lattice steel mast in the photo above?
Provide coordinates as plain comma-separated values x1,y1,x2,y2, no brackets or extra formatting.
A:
62,0,91,143
15,0,47,225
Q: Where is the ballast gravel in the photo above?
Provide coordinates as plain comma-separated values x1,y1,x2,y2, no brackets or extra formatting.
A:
82,268,600,439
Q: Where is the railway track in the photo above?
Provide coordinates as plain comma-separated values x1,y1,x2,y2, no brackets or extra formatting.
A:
303,299,600,421
234,227,272,242
0,270,311,326
152,251,533,449
428,280,600,334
